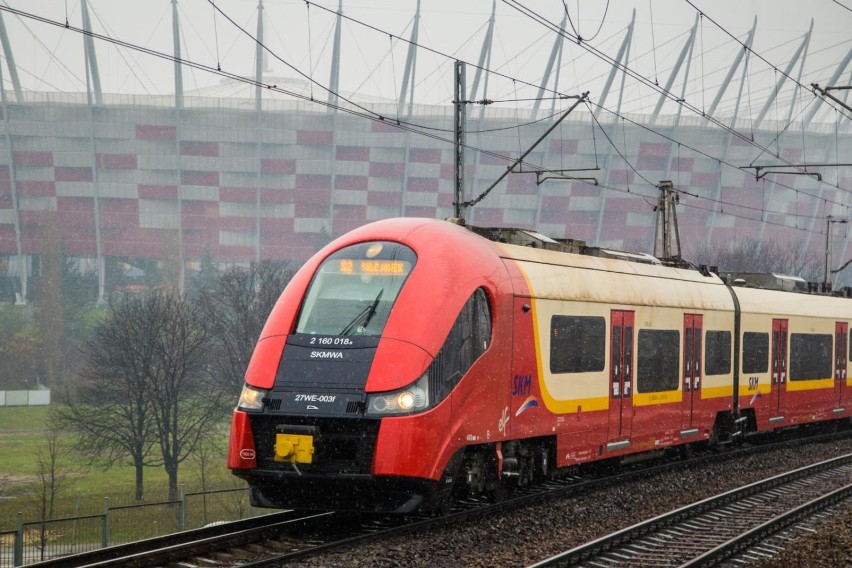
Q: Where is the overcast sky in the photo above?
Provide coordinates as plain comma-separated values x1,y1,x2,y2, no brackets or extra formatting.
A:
0,1,850,121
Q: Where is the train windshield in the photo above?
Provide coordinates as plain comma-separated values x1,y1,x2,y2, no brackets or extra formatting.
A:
295,241,417,336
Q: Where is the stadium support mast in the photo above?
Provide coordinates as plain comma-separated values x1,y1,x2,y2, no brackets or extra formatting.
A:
256,0,264,111
81,0,102,105
651,13,698,124
595,10,634,119
468,0,495,108
707,16,756,119
532,10,566,117
0,11,22,102
397,0,421,118
754,20,812,129
172,0,184,109
328,0,342,109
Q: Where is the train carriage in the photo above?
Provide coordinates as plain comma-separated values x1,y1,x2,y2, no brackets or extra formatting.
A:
735,287,852,430
227,217,852,514
502,245,737,466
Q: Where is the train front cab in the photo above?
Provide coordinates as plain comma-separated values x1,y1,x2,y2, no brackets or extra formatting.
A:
228,220,515,514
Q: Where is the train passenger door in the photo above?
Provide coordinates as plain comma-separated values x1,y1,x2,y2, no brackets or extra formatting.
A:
770,319,788,418
608,310,634,443
835,322,848,407
682,314,702,432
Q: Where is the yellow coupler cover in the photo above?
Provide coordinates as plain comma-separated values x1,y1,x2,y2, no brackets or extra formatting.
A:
274,433,314,463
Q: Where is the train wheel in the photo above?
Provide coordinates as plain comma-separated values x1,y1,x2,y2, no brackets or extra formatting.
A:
489,480,509,503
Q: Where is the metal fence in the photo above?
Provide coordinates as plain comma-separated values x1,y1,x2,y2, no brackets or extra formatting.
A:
0,486,257,567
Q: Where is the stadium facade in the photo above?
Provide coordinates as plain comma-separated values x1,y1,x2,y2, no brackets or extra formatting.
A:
0,1,850,302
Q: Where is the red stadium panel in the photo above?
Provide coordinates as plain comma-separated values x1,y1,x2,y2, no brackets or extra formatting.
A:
0,225,17,253
219,216,255,231
638,141,671,158
296,130,333,146
637,155,667,171
608,169,635,185
181,171,219,186
409,148,442,163
100,198,139,229
336,146,370,161
691,172,719,188
220,187,256,202
260,187,296,204
259,217,294,232
135,124,176,140
182,200,220,229
367,191,402,207
55,167,93,182
17,181,55,197
295,204,330,218
13,151,53,167
295,174,331,190
335,175,368,190
138,184,178,200
369,162,404,178
96,154,137,169
436,191,455,208
370,120,399,133
506,174,537,195
56,197,95,225
480,152,510,166
407,177,438,192
672,157,695,172
180,141,219,157
403,206,438,218
548,138,579,153
470,207,504,225
539,198,570,224
216,245,256,259
261,158,296,174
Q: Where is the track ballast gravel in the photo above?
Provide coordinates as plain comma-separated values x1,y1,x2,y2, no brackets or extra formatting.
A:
283,437,852,568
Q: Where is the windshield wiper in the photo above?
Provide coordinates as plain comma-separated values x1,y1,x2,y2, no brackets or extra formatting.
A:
339,289,384,336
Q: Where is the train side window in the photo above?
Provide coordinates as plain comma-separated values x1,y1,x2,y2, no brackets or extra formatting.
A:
790,333,833,381
550,315,606,374
428,288,492,403
636,329,679,392
705,331,731,376
742,332,769,374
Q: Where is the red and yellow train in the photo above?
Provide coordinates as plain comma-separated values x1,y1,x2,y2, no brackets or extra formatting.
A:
227,217,852,513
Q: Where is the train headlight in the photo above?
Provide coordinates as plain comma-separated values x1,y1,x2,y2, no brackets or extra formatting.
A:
237,384,267,411
366,373,430,416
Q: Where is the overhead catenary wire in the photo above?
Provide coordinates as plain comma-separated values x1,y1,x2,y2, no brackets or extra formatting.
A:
502,0,852,186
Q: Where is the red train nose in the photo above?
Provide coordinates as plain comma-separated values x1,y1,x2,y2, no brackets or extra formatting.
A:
227,410,257,470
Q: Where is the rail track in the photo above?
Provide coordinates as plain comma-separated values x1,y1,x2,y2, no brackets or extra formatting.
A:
25,429,852,568
528,452,852,567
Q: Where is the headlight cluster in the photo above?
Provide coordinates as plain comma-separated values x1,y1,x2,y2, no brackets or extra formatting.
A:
366,372,430,416
237,384,267,410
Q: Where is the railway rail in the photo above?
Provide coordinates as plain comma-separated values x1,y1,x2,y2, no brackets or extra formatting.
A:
22,429,850,568
528,452,852,567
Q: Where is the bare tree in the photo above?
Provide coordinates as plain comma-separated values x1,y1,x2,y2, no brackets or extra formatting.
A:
54,295,160,500
197,261,294,394
690,238,821,280
57,290,227,501
142,291,227,500
26,428,74,561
